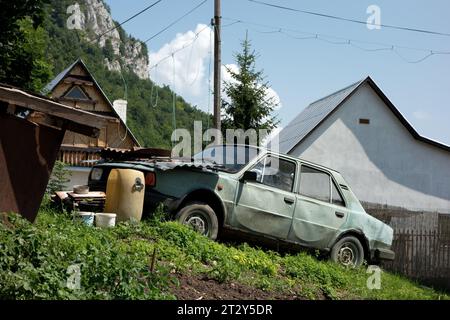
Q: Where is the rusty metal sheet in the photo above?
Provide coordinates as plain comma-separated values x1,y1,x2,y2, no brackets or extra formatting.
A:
100,147,171,160
152,161,218,172
0,113,64,222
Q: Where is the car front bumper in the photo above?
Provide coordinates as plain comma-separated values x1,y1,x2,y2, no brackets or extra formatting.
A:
371,248,395,261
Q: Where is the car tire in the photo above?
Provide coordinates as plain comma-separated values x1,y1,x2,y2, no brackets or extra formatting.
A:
175,202,219,240
330,236,364,268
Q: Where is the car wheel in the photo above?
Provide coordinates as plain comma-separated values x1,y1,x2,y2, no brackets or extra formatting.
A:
330,236,364,268
175,202,219,240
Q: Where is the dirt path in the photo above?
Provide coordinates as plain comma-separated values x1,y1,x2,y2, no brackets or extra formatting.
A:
169,273,303,300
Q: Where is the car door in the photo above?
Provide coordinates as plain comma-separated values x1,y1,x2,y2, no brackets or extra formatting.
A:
232,155,297,239
288,164,348,248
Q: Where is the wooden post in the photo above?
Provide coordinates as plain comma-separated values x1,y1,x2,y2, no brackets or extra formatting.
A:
213,0,222,136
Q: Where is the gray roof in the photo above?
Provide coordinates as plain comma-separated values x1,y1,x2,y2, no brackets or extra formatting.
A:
42,59,80,94
275,79,364,153
272,76,450,154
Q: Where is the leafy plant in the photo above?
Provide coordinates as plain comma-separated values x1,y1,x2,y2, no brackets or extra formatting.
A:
0,0,53,92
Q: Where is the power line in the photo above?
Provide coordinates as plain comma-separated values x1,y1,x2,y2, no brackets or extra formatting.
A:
144,0,209,44
222,17,450,63
90,0,164,44
248,0,450,38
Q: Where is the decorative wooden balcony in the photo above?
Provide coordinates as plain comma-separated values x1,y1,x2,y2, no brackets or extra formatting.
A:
58,146,102,167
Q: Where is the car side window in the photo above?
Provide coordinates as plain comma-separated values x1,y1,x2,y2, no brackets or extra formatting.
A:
331,181,345,206
251,155,296,192
299,165,331,202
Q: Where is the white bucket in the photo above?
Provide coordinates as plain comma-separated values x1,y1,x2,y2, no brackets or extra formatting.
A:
75,211,95,226
95,213,116,228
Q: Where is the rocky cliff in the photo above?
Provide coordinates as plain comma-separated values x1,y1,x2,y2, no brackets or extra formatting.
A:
77,0,149,79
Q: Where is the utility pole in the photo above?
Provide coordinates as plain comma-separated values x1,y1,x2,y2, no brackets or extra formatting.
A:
213,0,221,135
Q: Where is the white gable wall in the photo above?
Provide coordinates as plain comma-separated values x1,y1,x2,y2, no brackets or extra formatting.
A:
289,82,450,213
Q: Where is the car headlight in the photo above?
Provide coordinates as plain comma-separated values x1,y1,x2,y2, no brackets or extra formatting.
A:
90,168,103,181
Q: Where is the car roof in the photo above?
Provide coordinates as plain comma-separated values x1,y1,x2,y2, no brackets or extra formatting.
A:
217,144,342,176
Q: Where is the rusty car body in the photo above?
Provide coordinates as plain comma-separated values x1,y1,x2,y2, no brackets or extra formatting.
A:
88,144,394,267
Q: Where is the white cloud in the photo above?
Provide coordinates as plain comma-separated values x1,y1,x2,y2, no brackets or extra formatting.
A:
413,110,431,120
149,24,213,109
149,25,282,113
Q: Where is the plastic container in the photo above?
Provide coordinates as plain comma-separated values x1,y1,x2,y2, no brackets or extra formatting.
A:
74,211,94,226
95,213,116,228
104,169,145,222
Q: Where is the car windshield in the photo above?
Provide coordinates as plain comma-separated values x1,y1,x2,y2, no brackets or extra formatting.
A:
193,145,260,173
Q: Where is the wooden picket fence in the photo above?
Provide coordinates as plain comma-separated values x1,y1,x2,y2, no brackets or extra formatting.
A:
366,208,450,291
383,230,450,279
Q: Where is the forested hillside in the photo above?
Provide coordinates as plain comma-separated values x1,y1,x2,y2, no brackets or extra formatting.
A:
43,0,211,148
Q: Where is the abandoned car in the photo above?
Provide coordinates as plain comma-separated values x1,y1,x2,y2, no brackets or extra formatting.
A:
88,144,394,267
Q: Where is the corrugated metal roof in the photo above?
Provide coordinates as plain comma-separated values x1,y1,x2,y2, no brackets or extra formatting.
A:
273,79,365,153
271,76,450,154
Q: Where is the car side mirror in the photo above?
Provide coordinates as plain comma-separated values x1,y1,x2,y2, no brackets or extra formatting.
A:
241,170,258,182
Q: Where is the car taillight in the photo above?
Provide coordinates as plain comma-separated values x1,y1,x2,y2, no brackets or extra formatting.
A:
90,167,103,181
145,172,156,187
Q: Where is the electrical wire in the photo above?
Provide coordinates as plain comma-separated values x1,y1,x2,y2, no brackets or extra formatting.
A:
185,31,203,86
171,54,177,145
89,0,164,44
144,0,209,44
248,0,450,37
150,65,159,107
394,50,435,64
117,120,128,142
118,69,128,100
148,24,210,70
222,17,450,63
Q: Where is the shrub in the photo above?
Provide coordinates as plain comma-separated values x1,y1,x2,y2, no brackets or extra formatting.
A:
46,161,71,194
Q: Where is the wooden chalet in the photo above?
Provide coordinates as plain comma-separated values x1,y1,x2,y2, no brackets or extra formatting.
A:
43,59,140,186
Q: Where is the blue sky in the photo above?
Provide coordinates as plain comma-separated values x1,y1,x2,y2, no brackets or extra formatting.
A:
105,0,450,145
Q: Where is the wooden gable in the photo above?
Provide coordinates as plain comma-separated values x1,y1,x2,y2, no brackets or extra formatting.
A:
45,59,140,166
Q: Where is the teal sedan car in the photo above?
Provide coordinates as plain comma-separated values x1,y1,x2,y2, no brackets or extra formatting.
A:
88,144,394,267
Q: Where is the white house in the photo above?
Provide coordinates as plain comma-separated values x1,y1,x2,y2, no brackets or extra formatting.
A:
272,76,450,213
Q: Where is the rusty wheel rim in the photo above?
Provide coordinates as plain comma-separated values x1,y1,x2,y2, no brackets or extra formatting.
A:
185,213,208,236
338,242,357,267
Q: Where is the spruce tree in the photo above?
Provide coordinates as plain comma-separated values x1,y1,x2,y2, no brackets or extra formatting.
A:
221,34,279,144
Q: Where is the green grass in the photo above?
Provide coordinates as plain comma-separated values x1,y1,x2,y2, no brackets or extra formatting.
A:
0,202,448,300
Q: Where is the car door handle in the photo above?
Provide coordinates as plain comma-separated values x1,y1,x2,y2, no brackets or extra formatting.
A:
335,211,345,218
284,197,295,204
